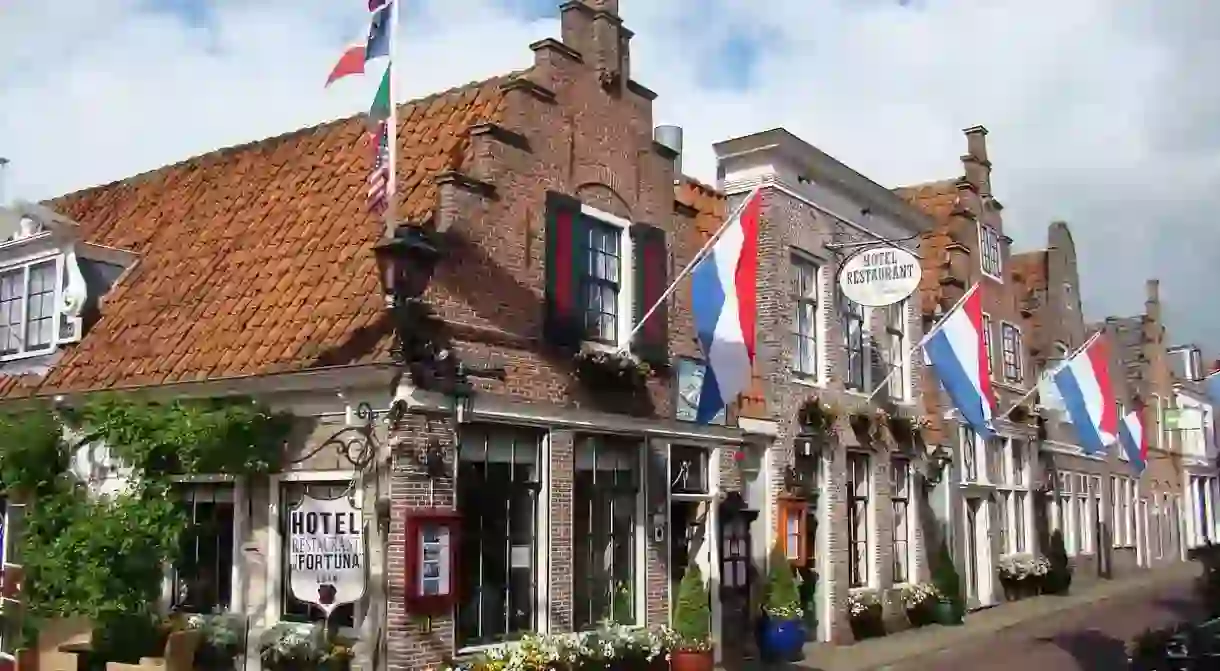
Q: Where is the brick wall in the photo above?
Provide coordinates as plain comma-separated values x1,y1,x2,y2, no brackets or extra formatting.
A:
385,2,716,669
387,411,457,671
723,175,927,642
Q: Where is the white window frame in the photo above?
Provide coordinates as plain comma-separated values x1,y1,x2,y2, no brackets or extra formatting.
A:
847,452,875,589
1000,321,1023,383
0,254,65,361
996,438,1030,555
160,474,246,614
840,293,871,393
978,222,1003,281
890,457,916,585
960,427,981,484
266,470,363,638
884,300,910,402
579,204,635,352
981,312,995,375
789,253,822,383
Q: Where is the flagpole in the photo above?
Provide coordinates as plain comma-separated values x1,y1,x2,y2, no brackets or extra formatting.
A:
859,282,981,403
996,328,1104,418
613,186,761,354
383,0,400,240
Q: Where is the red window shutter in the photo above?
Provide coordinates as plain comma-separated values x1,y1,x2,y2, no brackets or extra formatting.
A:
630,223,669,366
544,191,587,348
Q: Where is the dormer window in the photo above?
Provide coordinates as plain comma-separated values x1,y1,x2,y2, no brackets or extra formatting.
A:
0,201,137,365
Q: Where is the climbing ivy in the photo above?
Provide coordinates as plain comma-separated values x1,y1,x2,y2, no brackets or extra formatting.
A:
0,396,294,640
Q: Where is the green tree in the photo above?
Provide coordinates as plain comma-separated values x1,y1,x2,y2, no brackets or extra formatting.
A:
1044,529,1073,595
672,562,711,650
763,542,802,619
931,538,964,621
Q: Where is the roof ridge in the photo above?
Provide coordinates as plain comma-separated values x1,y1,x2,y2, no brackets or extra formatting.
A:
46,70,527,208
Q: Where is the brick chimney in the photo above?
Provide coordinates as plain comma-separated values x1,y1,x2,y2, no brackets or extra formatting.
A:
962,125,991,196
560,0,631,94
1145,278,1161,323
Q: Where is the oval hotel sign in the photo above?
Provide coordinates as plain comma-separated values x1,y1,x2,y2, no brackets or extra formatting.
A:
837,246,922,307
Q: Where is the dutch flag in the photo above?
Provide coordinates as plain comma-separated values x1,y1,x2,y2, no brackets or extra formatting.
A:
1052,333,1119,455
690,190,761,424
921,283,995,438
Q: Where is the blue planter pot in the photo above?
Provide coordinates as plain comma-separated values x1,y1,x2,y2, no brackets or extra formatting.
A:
759,616,805,662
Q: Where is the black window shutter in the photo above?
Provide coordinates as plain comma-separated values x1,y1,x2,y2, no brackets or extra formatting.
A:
630,223,669,366
544,191,587,348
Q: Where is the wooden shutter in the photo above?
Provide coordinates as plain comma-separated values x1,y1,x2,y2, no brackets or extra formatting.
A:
543,191,588,348
630,223,669,366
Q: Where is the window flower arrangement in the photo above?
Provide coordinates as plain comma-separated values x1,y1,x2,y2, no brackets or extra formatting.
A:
899,583,941,627
797,396,840,434
439,625,675,671
998,554,1049,600
899,583,940,611
184,612,245,671
573,349,651,390
846,590,885,640
257,622,353,671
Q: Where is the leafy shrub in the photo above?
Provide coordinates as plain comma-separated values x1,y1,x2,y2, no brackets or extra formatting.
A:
672,562,712,652
763,542,803,620
1043,529,1073,595
930,538,964,621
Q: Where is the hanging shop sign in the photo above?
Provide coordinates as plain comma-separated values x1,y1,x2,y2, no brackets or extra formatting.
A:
288,494,366,616
837,246,922,307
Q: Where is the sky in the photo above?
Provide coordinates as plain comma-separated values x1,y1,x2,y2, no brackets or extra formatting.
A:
1,0,1218,352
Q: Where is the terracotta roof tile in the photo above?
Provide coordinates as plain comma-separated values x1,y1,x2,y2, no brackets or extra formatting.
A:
894,179,958,223
0,74,516,397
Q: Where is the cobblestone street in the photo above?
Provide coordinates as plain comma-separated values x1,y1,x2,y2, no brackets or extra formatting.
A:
885,577,1202,671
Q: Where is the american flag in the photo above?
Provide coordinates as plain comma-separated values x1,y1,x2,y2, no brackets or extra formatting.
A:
368,120,390,214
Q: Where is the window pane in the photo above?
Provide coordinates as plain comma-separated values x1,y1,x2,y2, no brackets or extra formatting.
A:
847,453,870,587
1015,492,1027,552
457,426,542,646
173,483,235,613
0,269,22,354
982,315,994,370
582,220,620,344
280,482,355,628
25,261,56,350
574,435,640,630
841,293,866,390
891,457,909,583
791,257,819,376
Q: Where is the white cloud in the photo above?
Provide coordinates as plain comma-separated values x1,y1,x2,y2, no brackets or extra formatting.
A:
2,0,1218,349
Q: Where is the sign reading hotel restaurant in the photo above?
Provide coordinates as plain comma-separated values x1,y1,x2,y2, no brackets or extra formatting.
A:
837,246,922,307
288,494,365,616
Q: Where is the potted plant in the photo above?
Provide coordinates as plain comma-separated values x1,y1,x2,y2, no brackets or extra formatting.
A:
258,622,353,671
846,590,884,640
899,583,940,627
186,613,245,670
797,396,840,434
849,410,873,437
573,349,651,391
930,540,965,625
671,562,714,671
758,543,805,661
795,565,819,641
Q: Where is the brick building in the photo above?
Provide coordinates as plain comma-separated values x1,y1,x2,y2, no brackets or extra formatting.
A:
681,128,935,643
0,2,768,670
1104,281,1188,568
898,126,1040,611
1010,222,1140,585
383,2,760,670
